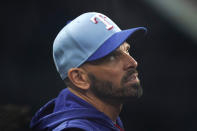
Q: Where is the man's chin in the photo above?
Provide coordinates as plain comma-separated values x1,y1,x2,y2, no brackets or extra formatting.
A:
122,90,143,103
123,83,143,99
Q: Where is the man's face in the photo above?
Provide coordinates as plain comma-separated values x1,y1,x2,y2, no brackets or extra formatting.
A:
83,42,143,103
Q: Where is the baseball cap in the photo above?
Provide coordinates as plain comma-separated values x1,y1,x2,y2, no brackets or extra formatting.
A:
53,12,147,80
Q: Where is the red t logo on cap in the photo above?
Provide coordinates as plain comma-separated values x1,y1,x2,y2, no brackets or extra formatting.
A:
91,14,113,30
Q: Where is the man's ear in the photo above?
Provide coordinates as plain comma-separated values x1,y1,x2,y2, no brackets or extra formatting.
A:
67,68,90,90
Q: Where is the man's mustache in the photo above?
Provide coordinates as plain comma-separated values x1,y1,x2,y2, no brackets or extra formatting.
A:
122,68,138,83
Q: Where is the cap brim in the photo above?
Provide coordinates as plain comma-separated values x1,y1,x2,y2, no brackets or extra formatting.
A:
87,27,147,61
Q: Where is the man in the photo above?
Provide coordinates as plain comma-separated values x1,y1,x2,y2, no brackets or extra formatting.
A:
30,12,147,131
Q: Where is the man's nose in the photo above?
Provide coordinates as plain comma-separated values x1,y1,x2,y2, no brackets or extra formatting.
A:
123,54,138,70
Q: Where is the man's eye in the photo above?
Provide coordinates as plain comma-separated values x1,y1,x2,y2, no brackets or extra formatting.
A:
125,47,131,55
126,47,130,53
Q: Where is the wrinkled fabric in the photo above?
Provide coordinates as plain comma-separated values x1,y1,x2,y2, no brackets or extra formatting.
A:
30,88,124,131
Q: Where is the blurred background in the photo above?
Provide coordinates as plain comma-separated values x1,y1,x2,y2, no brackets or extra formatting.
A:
1,0,197,131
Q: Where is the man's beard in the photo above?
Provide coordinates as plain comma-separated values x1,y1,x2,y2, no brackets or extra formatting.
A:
88,69,143,104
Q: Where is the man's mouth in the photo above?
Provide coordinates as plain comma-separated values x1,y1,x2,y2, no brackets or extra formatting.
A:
121,69,139,84
125,73,139,84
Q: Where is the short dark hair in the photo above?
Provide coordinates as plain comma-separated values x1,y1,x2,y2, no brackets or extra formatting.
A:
64,77,73,87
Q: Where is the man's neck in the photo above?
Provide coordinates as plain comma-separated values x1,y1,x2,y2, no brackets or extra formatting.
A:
68,87,122,122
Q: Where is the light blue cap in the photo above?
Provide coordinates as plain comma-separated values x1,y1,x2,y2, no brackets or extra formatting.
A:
53,12,147,80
